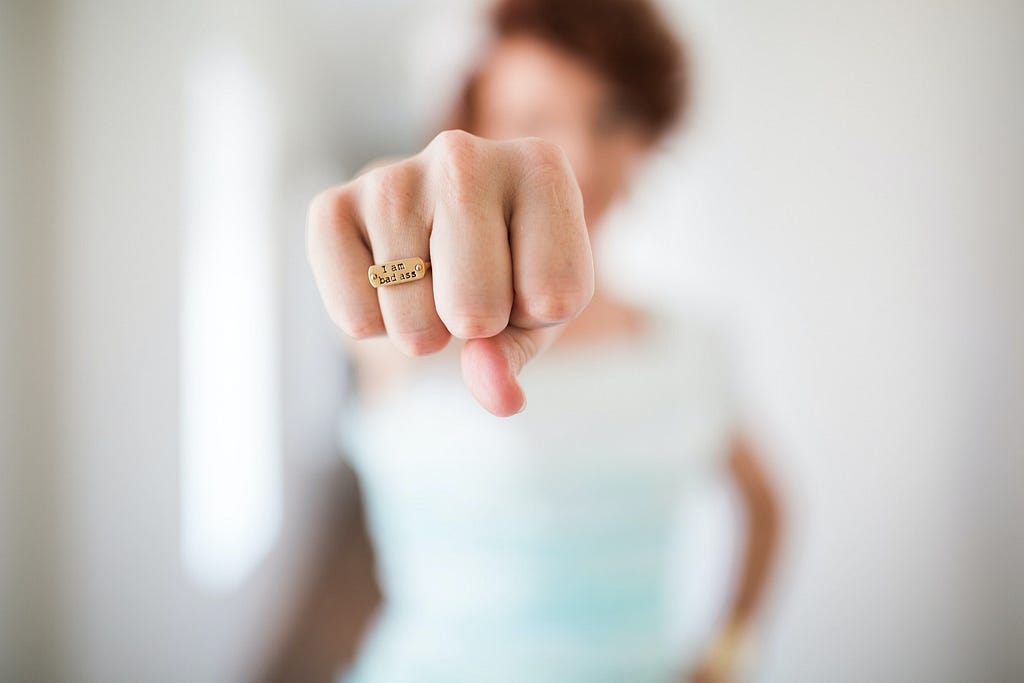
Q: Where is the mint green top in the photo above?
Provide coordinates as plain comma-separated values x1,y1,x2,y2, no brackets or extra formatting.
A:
340,311,735,682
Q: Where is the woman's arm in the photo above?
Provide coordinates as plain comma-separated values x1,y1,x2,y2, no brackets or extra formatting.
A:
689,435,783,683
257,467,381,683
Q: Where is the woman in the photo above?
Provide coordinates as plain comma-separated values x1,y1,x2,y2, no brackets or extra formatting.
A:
302,1,782,681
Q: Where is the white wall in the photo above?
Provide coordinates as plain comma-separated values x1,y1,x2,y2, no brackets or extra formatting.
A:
661,2,1024,680
9,0,350,681
1,1,1021,682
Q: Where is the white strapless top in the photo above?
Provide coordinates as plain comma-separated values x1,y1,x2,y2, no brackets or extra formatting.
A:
339,309,736,683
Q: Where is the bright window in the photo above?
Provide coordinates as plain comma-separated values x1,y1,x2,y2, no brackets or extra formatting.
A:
180,45,282,592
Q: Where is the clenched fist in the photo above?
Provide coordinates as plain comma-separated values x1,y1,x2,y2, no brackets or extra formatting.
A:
306,130,594,417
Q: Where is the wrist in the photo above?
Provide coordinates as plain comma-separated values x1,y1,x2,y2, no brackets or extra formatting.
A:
703,618,755,681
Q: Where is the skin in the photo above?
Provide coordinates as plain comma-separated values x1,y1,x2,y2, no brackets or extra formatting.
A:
307,127,592,417
305,34,781,683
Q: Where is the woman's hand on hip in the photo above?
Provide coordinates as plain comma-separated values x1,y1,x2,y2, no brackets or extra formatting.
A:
306,130,594,416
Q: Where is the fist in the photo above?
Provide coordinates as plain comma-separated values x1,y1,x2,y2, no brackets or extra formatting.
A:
306,130,594,416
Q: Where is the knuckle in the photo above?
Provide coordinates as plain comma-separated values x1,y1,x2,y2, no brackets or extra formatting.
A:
441,308,509,340
306,187,349,236
428,128,479,159
517,290,590,325
515,139,583,212
519,136,567,169
429,131,485,202
390,326,450,357
306,187,357,262
307,185,344,223
334,310,384,340
360,162,425,228
306,188,336,226
370,161,420,197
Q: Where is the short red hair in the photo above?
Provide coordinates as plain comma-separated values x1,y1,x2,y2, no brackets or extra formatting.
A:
450,0,689,140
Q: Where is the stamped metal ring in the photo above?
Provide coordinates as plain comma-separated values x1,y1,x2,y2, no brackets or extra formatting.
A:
368,257,431,289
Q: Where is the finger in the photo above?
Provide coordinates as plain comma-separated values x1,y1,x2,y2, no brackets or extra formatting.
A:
505,138,594,329
427,132,515,339
306,187,385,338
358,161,450,356
460,324,563,417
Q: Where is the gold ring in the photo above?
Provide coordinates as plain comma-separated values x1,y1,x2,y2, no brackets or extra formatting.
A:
368,257,431,289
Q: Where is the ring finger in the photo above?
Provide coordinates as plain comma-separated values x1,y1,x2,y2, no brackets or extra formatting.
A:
357,161,450,356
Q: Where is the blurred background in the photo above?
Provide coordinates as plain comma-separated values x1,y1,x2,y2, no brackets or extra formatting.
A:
1,0,1022,681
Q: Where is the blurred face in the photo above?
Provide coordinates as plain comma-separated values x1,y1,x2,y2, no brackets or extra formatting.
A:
472,35,653,228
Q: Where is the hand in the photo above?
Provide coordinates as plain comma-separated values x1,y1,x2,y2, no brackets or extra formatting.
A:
306,130,594,416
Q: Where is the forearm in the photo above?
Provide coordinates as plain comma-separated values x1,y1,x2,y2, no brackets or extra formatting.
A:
725,438,781,625
258,471,381,682
685,437,782,683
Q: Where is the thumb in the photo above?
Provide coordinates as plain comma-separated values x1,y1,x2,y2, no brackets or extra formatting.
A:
461,324,563,417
